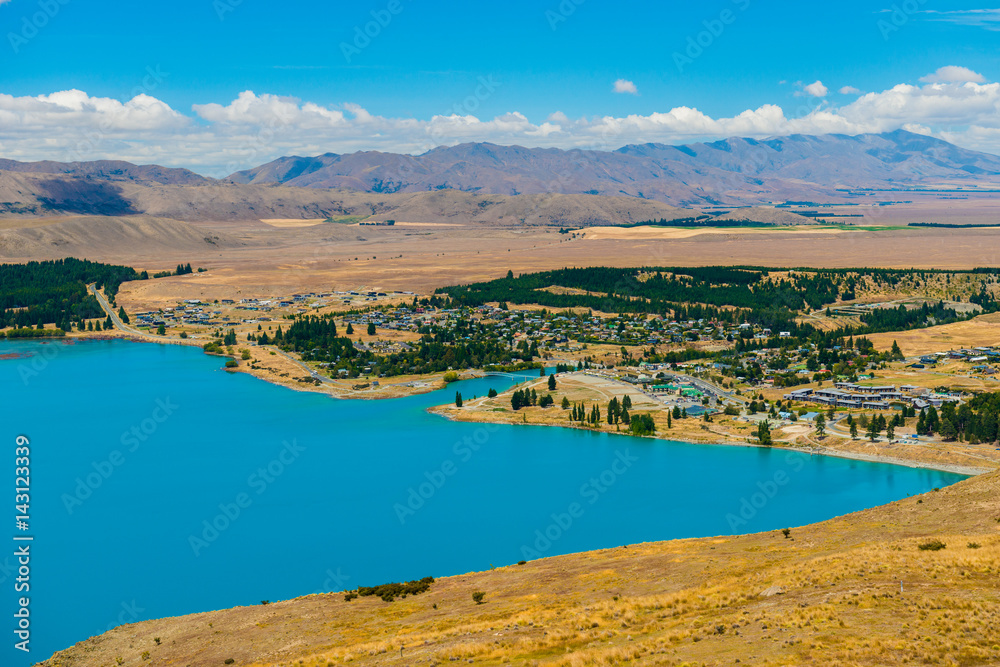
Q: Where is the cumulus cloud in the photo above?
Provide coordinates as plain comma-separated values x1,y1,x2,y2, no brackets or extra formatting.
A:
839,86,862,95
613,79,638,95
799,80,829,97
919,65,986,84
4,72,1000,175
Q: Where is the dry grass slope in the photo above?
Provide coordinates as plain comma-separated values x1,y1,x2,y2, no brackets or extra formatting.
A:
43,471,1000,667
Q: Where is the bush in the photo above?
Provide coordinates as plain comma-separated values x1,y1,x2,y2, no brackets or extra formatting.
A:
968,542,981,549
918,540,946,551
443,371,460,383
472,591,486,605
355,576,434,602
225,359,238,368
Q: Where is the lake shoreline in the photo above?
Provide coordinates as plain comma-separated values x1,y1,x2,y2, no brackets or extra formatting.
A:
428,404,989,477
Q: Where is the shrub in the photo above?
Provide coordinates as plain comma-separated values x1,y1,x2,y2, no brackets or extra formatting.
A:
918,540,946,551
443,371,459,383
472,591,486,605
356,576,434,602
225,660,235,665
517,560,526,565
781,528,791,539
225,359,238,368
967,542,981,549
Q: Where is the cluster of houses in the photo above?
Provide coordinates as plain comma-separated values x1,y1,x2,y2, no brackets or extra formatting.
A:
912,347,1000,372
784,382,955,411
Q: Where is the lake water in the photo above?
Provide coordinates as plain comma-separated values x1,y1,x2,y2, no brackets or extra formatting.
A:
0,339,966,665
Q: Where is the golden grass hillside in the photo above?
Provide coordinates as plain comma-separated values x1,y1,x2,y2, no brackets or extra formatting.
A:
43,471,1000,667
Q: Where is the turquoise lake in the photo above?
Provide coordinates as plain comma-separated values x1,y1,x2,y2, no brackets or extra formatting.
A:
0,339,966,665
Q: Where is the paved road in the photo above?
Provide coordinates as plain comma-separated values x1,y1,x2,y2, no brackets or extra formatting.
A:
89,283,172,341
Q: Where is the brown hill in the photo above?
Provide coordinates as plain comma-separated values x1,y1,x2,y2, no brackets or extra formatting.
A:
0,169,700,226
0,215,245,260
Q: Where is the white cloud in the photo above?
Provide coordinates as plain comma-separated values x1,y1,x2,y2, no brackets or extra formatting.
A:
839,86,862,95
922,9,1000,31
613,79,638,95
5,74,1000,175
919,65,986,84
800,80,829,97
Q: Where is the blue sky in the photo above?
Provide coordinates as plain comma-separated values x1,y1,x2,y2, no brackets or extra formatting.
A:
1,0,999,173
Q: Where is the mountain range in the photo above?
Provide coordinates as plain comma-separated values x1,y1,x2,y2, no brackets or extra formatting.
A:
226,130,1000,206
1,130,999,221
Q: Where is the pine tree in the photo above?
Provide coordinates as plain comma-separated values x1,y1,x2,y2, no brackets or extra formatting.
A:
666,411,671,429
815,413,826,437
117,306,129,324
455,391,463,407
561,396,570,409
548,374,556,391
